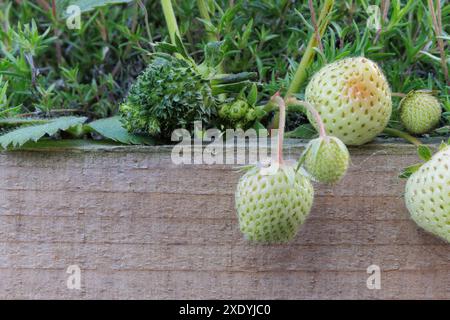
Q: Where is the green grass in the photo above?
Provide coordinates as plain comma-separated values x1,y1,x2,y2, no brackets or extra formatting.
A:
0,0,448,138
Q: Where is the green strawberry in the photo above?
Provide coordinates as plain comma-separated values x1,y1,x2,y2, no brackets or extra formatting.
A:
235,164,314,243
400,90,442,135
405,145,450,242
228,100,249,120
302,136,350,184
305,57,392,146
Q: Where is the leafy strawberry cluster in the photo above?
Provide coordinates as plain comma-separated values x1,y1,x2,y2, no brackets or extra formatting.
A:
235,93,350,244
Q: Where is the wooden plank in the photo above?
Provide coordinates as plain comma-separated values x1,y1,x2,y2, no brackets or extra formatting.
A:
1,269,449,300
0,142,448,299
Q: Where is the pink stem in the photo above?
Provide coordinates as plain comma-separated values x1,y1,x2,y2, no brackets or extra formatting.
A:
271,94,286,164
286,97,328,140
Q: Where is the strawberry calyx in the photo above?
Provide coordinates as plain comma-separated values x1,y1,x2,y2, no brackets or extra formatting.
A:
400,140,450,179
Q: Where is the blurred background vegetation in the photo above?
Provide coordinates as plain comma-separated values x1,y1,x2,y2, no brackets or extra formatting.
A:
0,0,448,134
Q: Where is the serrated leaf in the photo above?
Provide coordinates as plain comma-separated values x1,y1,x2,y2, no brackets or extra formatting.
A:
12,139,123,150
86,116,154,145
0,117,87,149
0,117,51,127
417,145,432,161
399,163,423,179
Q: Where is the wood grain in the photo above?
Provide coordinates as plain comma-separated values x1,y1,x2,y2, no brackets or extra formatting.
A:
0,142,449,300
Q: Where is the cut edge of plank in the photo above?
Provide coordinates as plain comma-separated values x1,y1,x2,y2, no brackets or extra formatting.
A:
0,138,442,155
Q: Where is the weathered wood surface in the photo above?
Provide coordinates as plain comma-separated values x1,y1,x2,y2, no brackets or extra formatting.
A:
0,141,449,299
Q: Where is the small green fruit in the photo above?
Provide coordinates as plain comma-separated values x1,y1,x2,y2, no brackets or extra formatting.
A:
218,103,231,118
400,90,442,135
235,164,314,243
229,100,249,120
302,136,350,184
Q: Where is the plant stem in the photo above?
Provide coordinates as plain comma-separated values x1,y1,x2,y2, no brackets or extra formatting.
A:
383,128,422,146
161,0,180,45
137,0,154,48
308,0,324,54
196,0,217,42
286,97,328,140
286,0,334,96
50,0,62,65
196,0,225,75
271,93,286,164
428,0,449,86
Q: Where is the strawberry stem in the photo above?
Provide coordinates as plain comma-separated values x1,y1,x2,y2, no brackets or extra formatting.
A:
383,128,423,146
161,0,181,45
271,93,286,164
287,0,334,95
286,97,328,140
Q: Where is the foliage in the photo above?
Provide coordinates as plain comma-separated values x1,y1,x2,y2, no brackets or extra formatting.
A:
0,0,160,119
85,116,154,144
120,37,256,139
0,0,448,146
0,114,152,149
0,116,86,148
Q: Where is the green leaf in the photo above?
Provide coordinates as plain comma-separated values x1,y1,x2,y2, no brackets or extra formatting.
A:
86,116,154,145
211,80,253,95
11,139,124,150
0,118,51,127
285,124,317,139
435,126,450,135
247,83,258,106
417,145,432,162
0,116,87,149
399,163,423,179
174,34,190,60
153,42,178,55
56,0,132,18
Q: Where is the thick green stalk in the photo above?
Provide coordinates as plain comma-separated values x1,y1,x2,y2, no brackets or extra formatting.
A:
196,0,225,75
286,0,334,96
196,0,217,43
383,128,423,146
161,0,180,45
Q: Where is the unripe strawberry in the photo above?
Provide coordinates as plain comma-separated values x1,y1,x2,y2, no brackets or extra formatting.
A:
305,57,392,146
302,136,350,184
405,145,450,242
229,100,249,120
400,90,442,135
235,164,314,243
